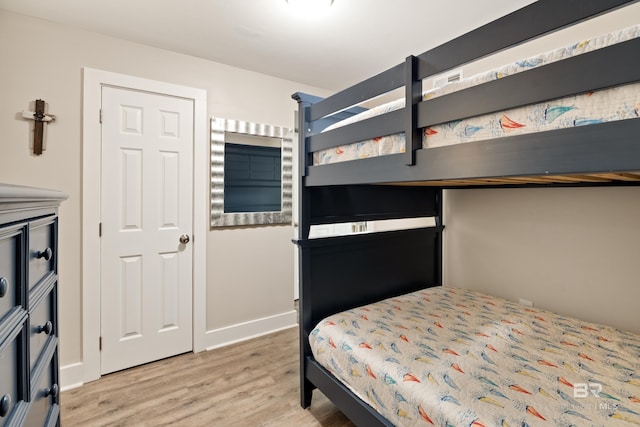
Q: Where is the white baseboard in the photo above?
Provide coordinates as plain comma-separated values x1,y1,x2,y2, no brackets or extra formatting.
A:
204,310,297,351
60,362,84,391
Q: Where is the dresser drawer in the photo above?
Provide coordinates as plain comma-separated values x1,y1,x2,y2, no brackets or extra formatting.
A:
0,325,26,427
29,287,56,371
0,225,25,324
28,219,56,291
25,352,59,427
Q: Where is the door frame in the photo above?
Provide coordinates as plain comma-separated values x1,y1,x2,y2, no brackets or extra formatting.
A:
82,68,208,383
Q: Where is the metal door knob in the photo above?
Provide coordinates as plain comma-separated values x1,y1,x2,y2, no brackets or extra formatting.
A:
179,234,190,244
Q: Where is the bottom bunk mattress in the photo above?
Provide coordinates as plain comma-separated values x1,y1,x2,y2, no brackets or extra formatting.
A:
309,287,640,426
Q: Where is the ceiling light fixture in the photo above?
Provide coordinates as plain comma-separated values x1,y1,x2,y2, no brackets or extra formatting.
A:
286,0,334,16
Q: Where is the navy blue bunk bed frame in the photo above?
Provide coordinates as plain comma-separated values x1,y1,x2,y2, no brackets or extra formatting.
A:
293,1,640,425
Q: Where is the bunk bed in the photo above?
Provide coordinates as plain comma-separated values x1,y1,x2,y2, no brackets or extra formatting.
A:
292,0,640,426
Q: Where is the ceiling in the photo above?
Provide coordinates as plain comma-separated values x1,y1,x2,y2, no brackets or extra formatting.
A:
0,0,536,91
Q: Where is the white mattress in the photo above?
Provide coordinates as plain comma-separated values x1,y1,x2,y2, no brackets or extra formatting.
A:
314,24,640,165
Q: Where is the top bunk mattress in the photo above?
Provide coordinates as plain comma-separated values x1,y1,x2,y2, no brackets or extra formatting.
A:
310,286,640,426
314,24,640,166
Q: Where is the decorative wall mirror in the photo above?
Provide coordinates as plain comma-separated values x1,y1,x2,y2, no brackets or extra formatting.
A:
211,118,292,227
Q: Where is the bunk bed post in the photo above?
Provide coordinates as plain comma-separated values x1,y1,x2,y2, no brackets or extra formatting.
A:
292,93,315,407
299,248,315,408
404,55,421,166
292,93,312,241
435,189,444,286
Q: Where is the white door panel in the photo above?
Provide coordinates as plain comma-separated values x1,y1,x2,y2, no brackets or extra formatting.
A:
101,86,193,374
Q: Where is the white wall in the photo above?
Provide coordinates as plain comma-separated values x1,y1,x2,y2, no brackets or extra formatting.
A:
442,3,640,335
445,188,640,334
0,9,330,383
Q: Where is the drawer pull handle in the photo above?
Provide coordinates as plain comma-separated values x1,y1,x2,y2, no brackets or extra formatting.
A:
0,277,7,298
38,321,54,335
37,247,53,261
45,384,59,399
0,394,10,417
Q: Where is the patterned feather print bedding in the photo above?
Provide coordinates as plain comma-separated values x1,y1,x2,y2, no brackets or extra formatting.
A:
309,287,640,426
314,24,640,165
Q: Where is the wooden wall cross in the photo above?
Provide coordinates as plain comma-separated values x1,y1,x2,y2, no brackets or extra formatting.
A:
22,99,56,155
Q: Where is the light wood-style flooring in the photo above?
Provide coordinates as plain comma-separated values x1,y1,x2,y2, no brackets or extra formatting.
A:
61,327,355,427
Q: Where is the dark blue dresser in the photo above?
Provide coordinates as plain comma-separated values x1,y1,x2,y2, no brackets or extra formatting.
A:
0,185,66,427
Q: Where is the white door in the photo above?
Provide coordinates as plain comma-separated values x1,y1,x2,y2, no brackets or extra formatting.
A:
100,86,194,374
